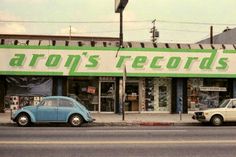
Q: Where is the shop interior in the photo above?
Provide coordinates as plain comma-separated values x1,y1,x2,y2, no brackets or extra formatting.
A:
125,82,139,111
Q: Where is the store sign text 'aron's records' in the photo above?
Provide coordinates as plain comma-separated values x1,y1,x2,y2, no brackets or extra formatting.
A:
0,45,234,77
8,52,228,71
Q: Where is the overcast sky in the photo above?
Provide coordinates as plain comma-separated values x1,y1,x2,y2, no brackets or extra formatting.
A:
1,0,236,43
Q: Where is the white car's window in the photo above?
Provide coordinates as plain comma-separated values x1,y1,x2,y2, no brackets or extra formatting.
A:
219,99,230,108
59,99,74,107
41,99,58,107
233,100,236,106
228,100,236,108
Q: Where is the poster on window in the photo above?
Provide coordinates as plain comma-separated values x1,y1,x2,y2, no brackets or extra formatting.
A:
6,76,53,96
87,86,96,94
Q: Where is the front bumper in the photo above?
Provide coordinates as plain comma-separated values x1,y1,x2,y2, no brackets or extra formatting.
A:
192,114,206,121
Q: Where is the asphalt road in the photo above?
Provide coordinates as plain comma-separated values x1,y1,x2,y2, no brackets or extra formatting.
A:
1,126,236,157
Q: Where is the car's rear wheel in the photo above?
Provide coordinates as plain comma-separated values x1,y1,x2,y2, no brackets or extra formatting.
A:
211,115,223,126
69,114,83,127
17,113,31,127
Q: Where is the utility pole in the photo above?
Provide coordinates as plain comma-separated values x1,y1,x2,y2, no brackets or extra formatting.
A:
210,26,213,44
69,25,72,41
150,19,159,43
115,0,128,121
119,9,123,47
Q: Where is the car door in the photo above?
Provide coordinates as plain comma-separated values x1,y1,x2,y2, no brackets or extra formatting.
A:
36,99,58,122
57,98,75,122
226,100,236,121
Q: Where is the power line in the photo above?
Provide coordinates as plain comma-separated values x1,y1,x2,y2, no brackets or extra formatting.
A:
1,18,236,28
87,27,149,34
160,28,209,33
1,19,236,26
0,20,150,24
158,19,236,26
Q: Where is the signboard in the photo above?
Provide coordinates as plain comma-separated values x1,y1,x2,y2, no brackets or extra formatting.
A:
0,45,236,78
115,0,128,13
200,87,227,92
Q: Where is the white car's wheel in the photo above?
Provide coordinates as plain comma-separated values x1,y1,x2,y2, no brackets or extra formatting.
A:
69,114,83,127
17,113,31,127
211,115,223,126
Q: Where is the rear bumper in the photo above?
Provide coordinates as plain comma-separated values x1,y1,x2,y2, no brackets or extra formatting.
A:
10,109,16,122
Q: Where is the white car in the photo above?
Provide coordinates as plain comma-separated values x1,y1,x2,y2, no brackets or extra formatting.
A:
192,98,236,126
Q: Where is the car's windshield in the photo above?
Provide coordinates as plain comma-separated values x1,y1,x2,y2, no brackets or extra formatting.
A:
218,99,230,108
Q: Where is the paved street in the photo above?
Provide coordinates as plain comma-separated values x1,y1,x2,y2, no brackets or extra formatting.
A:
1,126,236,157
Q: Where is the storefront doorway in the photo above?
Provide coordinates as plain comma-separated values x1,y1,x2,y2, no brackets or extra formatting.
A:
99,81,116,112
125,81,139,112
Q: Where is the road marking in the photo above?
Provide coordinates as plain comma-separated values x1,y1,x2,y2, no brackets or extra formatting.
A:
1,140,236,145
85,130,187,133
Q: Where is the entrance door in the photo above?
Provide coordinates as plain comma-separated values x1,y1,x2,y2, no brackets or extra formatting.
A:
99,81,115,112
154,78,171,112
125,82,139,112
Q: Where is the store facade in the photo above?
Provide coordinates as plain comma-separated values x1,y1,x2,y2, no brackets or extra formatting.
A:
0,44,236,113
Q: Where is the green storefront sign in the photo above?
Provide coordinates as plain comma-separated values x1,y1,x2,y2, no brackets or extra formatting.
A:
0,45,235,77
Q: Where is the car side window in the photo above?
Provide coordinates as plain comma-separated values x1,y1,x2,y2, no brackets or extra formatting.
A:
228,100,236,108
232,101,236,108
41,99,58,107
59,99,74,108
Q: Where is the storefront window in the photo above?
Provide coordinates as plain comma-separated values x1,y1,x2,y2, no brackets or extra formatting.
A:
159,86,168,108
100,82,115,112
68,77,99,111
187,78,231,111
145,78,171,112
5,76,52,112
187,79,202,111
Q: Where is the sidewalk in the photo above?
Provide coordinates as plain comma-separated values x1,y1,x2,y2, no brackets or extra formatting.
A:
0,112,200,126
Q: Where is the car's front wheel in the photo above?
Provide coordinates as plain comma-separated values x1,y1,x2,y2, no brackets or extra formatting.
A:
69,114,83,127
211,115,223,126
17,113,31,127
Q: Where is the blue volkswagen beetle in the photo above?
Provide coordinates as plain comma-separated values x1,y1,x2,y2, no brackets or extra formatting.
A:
11,96,95,127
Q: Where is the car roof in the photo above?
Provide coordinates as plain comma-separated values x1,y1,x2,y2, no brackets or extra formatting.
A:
43,96,75,101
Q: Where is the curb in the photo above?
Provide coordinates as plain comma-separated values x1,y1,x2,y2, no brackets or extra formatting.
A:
139,122,174,126
0,122,201,127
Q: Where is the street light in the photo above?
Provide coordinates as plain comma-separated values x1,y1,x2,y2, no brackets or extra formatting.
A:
115,0,128,121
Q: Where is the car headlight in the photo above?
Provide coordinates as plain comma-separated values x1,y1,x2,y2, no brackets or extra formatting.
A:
204,112,209,115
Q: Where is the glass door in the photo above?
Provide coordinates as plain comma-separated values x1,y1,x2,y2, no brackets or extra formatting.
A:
99,81,115,112
125,82,139,112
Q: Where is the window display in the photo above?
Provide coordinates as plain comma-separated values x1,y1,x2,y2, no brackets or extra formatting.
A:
100,82,115,112
153,78,171,112
5,96,43,112
145,78,171,112
6,76,52,96
68,77,99,111
187,78,231,111
145,78,154,111
158,86,168,108
187,78,202,111
4,76,52,111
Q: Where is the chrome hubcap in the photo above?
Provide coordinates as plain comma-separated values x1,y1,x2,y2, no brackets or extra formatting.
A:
19,116,28,126
72,116,81,126
213,117,221,125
